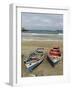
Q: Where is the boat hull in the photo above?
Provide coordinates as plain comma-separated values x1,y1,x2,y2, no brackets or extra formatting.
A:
47,55,62,67
25,60,43,72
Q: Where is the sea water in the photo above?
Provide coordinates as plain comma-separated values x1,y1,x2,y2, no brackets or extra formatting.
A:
21,30,63,40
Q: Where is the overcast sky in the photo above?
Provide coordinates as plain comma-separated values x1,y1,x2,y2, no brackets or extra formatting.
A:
21,12,63,30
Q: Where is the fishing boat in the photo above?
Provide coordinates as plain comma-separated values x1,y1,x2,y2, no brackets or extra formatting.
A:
25,59,43,72
47,47,62,67
24,52,44,72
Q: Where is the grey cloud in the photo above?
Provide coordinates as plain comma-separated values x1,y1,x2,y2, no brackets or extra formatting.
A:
21,13,63,30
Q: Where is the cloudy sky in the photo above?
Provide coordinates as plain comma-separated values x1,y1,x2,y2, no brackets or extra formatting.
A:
21,12,63,30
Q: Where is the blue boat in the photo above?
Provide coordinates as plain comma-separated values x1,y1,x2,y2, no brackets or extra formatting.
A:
24,51,44,72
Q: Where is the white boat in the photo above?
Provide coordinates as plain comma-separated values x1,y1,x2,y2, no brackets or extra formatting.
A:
25,59,43,72
24,52,44,72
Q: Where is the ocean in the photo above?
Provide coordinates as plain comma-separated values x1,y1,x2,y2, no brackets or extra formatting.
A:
21,30,63,41
22,30,63,34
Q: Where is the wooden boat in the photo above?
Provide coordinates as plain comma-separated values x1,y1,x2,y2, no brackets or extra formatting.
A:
25,59,43,72
24,52,44,72
47,47,62,67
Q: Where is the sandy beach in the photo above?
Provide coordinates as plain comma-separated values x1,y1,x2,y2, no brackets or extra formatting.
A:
21,40,63,77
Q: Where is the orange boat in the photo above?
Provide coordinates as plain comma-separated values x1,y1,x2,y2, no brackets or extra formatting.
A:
47,47,62,67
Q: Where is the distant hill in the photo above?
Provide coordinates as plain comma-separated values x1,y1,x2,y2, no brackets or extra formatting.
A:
21,28,63,34
21,28,29,32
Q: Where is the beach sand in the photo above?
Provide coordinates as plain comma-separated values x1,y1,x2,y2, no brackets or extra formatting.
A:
21,40,63,77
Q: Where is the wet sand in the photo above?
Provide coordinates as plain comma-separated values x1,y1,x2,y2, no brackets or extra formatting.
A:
21,40,63,77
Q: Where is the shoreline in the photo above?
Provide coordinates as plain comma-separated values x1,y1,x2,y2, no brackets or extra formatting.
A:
22,33,63,35
22,39,63,41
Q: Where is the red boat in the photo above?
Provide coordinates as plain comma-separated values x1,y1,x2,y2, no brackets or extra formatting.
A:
48,47,62,67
